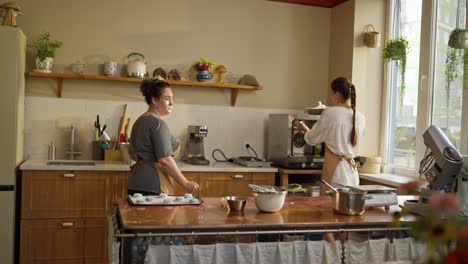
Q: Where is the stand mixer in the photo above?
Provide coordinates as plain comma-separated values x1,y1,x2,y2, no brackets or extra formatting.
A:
404,125,466,217
183,125,210,165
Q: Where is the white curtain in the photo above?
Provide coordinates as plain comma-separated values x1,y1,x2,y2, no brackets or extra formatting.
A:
145,238,427,264
344,238,427,264
145,241,341,264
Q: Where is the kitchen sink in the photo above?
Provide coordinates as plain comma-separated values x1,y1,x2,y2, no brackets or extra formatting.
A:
46,161,96,166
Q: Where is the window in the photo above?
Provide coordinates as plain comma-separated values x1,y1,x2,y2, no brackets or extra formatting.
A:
384,0,467,175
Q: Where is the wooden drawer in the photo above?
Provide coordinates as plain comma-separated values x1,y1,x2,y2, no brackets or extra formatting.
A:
252,172,275,186
22,170,112,219
199,172,253,197
20,218,107,264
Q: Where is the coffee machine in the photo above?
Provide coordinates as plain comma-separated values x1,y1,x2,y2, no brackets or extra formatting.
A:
183,125,210,165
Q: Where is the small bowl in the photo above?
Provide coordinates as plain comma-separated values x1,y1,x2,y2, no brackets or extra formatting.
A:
225,196,248,211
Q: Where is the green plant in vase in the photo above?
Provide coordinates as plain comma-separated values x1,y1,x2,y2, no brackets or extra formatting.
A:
34,32,63,73
193,57,215,82
383,37,409,104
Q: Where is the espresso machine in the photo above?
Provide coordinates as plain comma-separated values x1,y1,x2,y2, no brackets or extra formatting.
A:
183,125,210,165
267,114,324,169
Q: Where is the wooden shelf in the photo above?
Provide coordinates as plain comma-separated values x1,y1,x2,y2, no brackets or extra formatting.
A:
28,72,263,106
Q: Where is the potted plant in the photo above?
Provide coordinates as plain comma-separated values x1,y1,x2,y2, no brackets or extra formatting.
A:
448,28,468,49
383,37,409,103
193,57,215,82
34,32,63,73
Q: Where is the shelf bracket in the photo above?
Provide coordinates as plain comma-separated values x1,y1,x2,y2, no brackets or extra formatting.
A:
231,89,239,106
57,78,63,98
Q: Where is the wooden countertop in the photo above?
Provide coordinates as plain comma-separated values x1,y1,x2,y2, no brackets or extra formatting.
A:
117,196,417,232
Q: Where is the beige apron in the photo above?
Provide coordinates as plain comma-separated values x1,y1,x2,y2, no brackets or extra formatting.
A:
320,144,357,196
156,142,182,194
156,165,174,194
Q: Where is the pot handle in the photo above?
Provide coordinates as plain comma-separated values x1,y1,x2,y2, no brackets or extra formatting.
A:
128,52,145,61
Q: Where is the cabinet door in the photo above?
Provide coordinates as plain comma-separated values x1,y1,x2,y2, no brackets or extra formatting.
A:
114,171,129,204
22,170,112,219
199,172,252,197
20,218,107,264
173,172,200,196
252,172,275,186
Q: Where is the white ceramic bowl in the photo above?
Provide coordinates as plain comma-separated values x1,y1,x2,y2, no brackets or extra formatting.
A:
253,191,287,213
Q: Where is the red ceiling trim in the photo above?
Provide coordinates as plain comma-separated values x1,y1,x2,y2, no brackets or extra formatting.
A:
268,0,350,8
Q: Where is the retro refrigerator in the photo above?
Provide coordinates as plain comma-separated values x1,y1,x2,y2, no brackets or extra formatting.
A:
0,26,25,264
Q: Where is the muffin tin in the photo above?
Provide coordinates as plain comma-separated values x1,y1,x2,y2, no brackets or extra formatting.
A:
128,193,203,206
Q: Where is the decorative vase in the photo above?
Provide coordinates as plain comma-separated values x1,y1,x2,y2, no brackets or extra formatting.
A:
34,57,53,73
196,70,213,82
104,61,118,76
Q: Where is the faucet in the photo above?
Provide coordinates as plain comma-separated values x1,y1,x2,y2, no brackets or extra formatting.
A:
66,125,81,160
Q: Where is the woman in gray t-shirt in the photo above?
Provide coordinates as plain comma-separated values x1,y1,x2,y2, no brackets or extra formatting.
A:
127,78,199,195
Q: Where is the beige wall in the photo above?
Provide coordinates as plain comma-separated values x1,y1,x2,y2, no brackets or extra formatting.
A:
18,0,331,109
15,0,388,159
352,0,386,156
329,0,354,86
327,0,386,157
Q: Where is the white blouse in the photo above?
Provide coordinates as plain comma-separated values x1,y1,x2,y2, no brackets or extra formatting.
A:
304,106,366,186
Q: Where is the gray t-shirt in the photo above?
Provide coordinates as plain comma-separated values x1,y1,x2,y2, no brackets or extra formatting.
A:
127,114,174,193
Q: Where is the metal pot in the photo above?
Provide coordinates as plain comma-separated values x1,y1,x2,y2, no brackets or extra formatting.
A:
126,52,147,78
327,188,370,216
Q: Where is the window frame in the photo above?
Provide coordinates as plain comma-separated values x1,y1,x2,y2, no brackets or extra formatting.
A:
381,0,468,177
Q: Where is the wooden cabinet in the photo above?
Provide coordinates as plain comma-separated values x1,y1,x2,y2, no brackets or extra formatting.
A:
114,171,129,203
20,170,113,264
20,218,107,264
20,168,274,263
21,170,112,219
199,172,275,197
173,172,200,196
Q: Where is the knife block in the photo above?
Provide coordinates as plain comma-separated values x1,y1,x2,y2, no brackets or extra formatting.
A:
105,150,121,161
92,140,104,160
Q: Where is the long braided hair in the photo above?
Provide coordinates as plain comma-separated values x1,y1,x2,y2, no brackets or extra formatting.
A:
331,77,357,147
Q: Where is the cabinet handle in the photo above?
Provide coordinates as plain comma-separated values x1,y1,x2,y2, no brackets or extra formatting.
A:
232,174,245,179
61,222,74,227
63,173,76,178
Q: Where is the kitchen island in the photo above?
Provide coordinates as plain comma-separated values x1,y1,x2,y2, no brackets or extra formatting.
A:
116,196,415,232
114,196,417,263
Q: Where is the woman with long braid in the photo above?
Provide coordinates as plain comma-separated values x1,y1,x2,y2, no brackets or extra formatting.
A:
298,77,366,193
298,77,365,242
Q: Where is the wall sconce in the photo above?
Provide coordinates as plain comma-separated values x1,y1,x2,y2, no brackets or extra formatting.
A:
364,24,380,48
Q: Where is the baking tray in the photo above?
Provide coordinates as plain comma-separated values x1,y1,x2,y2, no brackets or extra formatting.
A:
127,194,203,206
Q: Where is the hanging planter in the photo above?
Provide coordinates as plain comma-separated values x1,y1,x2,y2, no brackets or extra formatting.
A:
448,28,468,49
383,37,409,103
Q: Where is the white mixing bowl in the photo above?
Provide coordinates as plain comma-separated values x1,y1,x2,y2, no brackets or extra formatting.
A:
253,191,287,213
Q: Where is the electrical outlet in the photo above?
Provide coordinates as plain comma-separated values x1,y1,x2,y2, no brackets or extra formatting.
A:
243,142,250,149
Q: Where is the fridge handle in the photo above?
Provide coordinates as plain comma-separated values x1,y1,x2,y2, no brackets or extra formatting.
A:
0,185,14,191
